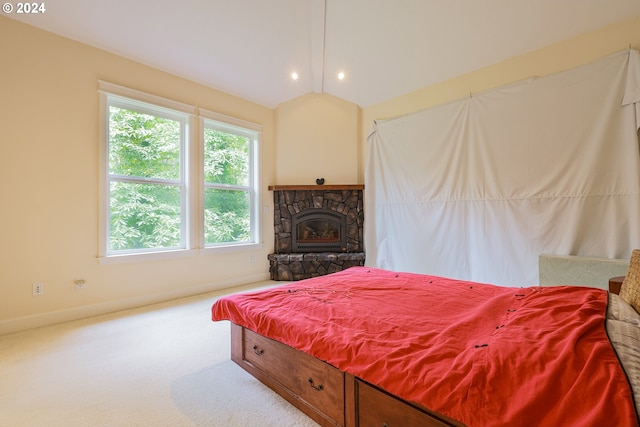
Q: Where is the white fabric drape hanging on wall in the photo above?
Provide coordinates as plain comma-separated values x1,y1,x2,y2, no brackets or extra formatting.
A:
366,50,640,286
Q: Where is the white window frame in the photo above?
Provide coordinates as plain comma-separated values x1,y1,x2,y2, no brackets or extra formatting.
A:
98,82,262,263
199,109,261,250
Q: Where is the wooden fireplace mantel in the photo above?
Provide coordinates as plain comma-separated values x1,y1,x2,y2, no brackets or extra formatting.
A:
268,184,364,191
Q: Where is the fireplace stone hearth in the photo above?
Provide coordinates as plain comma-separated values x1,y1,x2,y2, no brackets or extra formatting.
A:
268,185,365,281
268,252,366,281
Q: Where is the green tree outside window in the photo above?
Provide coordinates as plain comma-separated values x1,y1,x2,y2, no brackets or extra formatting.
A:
203,127,252,245
107,104,254,253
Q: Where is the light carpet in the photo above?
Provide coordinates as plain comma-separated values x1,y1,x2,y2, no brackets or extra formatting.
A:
0,282,320,427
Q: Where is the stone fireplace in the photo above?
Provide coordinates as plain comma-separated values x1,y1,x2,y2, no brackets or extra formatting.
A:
268,185,365,280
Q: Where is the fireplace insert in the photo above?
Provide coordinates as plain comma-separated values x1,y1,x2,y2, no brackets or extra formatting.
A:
291,208,348,252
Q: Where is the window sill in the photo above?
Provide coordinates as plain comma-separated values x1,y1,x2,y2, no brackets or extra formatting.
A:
97,242,263,264
200,242,263,254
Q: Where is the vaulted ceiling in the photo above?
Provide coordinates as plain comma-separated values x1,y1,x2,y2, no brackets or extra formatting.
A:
6,0,640,108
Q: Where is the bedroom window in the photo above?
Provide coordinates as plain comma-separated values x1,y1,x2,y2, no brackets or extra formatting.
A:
98,82,261,261
104,95,190,255
201,116,259,247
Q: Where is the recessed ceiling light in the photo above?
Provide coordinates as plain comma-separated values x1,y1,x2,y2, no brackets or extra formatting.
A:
337,71,345,80
291,72,299,80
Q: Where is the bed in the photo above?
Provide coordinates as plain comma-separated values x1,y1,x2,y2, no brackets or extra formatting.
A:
211,259,640,427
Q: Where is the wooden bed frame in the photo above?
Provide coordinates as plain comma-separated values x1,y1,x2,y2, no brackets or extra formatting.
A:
230,323,465,427
223,275,634,426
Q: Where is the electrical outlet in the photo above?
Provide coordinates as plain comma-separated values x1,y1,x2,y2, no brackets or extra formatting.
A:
32,283,44,296
74,279,86,290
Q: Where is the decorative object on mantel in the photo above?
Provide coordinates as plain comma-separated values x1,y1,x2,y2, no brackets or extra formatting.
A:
316,178,325,185
267,184,365,280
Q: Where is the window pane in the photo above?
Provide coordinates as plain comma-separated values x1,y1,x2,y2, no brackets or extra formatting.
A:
204,188,250,244
109,106,181,180
204,128,249,186
109,181,182,251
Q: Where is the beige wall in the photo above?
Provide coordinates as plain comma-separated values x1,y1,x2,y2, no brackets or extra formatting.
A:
274,92,359,185
0,17,276,333
359,15,640,182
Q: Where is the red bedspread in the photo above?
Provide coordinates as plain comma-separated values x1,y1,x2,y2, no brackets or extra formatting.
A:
211,267,638,427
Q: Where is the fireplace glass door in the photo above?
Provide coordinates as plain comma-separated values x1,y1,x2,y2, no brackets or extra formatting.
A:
292,209,347,252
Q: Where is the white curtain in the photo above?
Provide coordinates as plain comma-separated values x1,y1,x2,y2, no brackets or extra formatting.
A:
366,50,640,286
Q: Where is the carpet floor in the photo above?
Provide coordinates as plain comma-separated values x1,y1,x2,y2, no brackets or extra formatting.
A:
0,282,320,427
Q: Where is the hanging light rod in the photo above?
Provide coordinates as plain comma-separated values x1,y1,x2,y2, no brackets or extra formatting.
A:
321,0,327,93
303,1,345,90
307,0,326,93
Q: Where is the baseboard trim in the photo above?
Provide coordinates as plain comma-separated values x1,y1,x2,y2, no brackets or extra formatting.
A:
0,272,270,336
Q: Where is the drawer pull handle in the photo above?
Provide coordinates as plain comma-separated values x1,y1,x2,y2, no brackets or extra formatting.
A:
307,377,324,391
382,423,389,427
252,345,264,356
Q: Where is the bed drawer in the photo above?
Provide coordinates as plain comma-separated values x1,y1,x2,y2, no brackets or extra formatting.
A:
243,328,344,425
356,380,453,427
